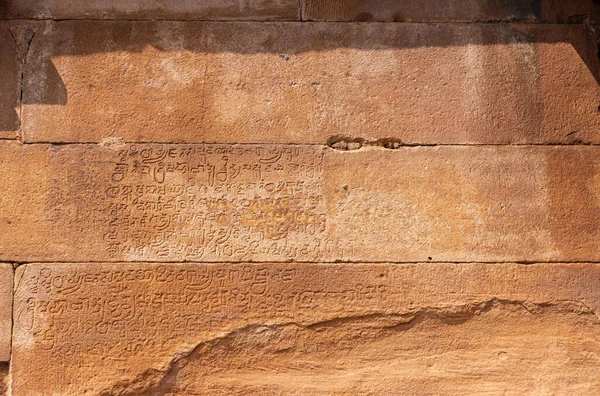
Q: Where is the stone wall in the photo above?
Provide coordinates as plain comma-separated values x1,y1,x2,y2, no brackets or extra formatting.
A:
0,1,599,394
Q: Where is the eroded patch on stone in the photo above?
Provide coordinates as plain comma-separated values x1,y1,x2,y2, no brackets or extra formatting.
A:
11,263,600,395
1,143,600,262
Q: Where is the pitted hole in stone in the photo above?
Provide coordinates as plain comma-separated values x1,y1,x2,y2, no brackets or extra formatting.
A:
498,352,509,361
375,138,403,150
327,137,404,151
327,136,364,151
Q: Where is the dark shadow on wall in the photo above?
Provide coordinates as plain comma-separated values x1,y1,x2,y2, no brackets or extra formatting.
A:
0,0,598,22
21,20,600,109
0,362,7,395
301,0,600,23
0,1,598,115
0,22,20,132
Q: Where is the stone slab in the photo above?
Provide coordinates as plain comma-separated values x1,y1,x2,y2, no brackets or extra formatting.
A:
11,262,600,395
0,23,21,139
0,0,300,21
0,265,13,363
21,21,600,144
1,141,599,262
302,0,600,23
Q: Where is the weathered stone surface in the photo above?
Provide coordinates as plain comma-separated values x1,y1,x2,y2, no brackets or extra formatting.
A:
12,262,600,395
0,265,13,363
0,364,7,396
302,0,600,23
1,141,599,262
0,0,300,21
22,21,600,144
0,23,21,139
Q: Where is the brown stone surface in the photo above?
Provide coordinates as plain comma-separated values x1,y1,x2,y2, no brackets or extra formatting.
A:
0,23,21,139
4,9,600,394
11,262,600,395
0,0,300,21
0,364,7,396
302,0,600,23
21,21,600,144
1,141,600,263
0,265,13,363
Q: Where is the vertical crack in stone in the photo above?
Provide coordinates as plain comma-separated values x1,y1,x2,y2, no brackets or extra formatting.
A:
3,22,37,142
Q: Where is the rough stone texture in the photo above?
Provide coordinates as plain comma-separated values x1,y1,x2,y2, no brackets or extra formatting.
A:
302,0,600,23
0,265,13,363
0,0,300,21
1,141,599,263
21,21,600,144
0,23,21,139
0,364,7,396
4,6,600,394
11,262,600,395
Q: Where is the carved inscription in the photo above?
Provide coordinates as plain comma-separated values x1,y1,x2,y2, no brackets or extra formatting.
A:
13,263,600,395
13,264,395,393
103,145,329,261
16,264,390,363
5,143,600,262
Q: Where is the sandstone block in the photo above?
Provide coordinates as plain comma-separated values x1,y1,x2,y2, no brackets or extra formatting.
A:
0,23,21,139
12,262,600,394
0,0,300,21
0,265,13,363
0,142,599,262
22,21,600,144
301,0,600,23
